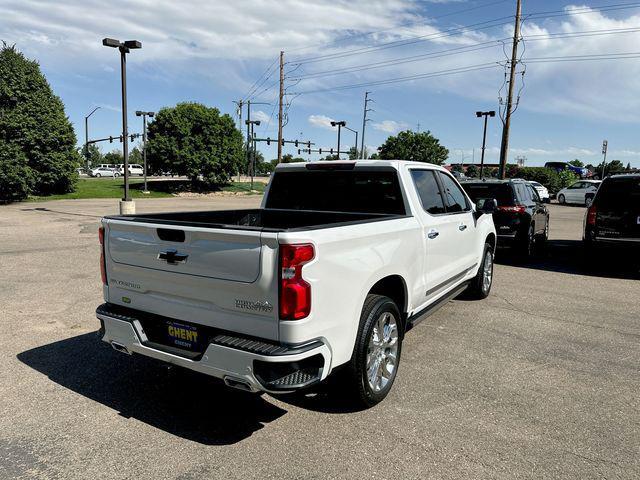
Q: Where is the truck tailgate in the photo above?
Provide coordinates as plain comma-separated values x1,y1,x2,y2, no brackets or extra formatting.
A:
104,219,280,340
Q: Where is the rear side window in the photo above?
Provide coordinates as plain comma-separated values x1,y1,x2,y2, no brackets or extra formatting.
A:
438,173,470,213
596,177,640,209
265,169,406,215
515,183,531,203
527,184,541,202
462,183,515,206
410,170,446,215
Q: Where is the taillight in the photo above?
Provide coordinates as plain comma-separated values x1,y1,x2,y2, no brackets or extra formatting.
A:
497,205,526,214
279,244,314,320
98,226,107,285
587,205,597,226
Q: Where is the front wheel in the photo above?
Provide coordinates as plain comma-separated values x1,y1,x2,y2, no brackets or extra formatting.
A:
343,294,402,408
558,194,566,204
466,243,494,299
95,173,101,177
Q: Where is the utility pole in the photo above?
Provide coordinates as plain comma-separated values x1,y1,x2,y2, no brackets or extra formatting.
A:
246,100,251,176
331,121,346,159
476,110,496,179
277,50,285,163
601,140,608,179
498,0,522,179
245,119,261,189
136,110,154,194
360,91,373,159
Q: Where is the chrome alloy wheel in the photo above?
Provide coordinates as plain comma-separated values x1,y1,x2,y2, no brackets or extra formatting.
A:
482,249,494,293
366,312,399,393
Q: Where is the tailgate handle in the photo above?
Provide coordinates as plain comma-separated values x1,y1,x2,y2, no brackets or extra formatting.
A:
158,249,189,265
157,228,185,242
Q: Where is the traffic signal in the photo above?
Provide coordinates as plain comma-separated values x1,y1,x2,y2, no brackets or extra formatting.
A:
295,140,299,147
298,149,301,155
109,136,114,143
266,137,271,145
319,148,322,155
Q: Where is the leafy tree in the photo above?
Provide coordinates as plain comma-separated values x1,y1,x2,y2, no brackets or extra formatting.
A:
146,102,243,186
568,159,584,167
595,159,625,177
85,144,103,168
347,146,359,160
515,167,577,195
104,150,123,164
369,152,380,160
465,164,479,178
377,130,448,165
451,164,464,173
281,153,305,163
0,43,79,198
129,147,143,165
321,154,339,161
0,141,33,202
505,164,520,178
626,162,632,170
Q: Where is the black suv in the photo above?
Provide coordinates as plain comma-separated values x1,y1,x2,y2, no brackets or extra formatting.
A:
584,174,640,249
461,179,550,255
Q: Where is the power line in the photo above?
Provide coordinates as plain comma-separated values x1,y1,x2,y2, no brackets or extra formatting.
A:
284,0,513,54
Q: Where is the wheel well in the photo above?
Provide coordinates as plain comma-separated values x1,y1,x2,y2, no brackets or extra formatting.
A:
486,232,497,250
369,275,407,317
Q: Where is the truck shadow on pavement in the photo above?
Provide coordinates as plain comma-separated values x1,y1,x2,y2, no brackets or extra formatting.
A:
17,333,287,445
495,240,640,280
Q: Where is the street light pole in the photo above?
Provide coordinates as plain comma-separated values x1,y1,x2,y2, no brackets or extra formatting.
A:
245,119,261,190
330,120,346,159
343,125,358,159
102,38,141,214
476,110,495,179
84,106,101,170
136,111,155,194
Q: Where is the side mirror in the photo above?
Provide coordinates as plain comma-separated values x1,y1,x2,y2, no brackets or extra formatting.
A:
476,198,497,215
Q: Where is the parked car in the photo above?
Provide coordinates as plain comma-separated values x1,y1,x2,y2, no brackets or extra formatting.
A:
461,178,549,256
90,167,119,178
584,174,640,249
96,160,497,407
557,180,601,207
544,161,589,178
528,181,550,201
116,163,144,176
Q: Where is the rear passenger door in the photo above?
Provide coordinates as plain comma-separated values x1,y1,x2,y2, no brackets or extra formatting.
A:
526,183,547,235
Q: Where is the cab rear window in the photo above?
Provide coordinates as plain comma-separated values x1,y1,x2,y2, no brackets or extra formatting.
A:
597,177,640,209
461,183,515,206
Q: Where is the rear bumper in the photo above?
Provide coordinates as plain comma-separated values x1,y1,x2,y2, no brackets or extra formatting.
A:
96,304,332,394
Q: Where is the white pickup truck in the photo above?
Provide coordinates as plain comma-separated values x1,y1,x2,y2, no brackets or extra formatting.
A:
96,160,497,407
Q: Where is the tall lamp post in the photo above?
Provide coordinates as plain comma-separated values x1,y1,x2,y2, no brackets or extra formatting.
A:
330,120,346,159
102,37,141,214
135,110,154,194
476,110,495,179
343,125,358,159
84,106,101,170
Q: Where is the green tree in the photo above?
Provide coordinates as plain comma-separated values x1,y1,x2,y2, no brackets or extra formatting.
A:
281,153,305,163
466,164,479,178
377,130,448,165
0,141,33,202
104,150,123,164
85,144,103,168
146,102,243,186
568,159,584,167
0,43,79,198
451,164,464,173
129,147,143,165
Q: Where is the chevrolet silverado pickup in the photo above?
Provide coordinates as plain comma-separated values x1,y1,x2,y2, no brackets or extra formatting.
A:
96,160,497,407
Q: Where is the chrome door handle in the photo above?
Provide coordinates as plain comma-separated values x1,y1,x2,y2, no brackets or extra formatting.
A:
459,224,467,231
427,229,439,239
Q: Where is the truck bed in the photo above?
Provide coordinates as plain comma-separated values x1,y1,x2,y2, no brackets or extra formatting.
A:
105,208,405,232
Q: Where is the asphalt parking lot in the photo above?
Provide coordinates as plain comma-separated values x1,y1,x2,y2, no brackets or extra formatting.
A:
1,199,638,479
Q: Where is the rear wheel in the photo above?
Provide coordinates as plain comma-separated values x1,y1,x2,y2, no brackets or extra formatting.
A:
466,243,494,299
342,294,402,408
519,224,535,257
558,194,566,204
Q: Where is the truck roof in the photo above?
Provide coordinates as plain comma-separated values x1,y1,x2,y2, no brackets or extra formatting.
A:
274,160,449,172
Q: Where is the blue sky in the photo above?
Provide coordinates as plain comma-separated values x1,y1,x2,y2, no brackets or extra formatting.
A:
2,0,640,167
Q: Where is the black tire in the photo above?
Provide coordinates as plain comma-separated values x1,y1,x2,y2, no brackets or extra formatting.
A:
519,224,535,257
558,194,566,204
536,219,549,247
342,294,403,408
466,243,494,299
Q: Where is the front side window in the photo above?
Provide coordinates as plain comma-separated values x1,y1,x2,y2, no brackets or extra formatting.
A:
438,173,470,213
410,170,446,215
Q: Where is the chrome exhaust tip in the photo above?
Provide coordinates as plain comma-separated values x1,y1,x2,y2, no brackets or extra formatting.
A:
223,376,253,392
111,341,131,355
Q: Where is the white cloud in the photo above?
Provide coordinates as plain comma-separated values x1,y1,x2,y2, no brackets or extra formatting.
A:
308,114,335,130
372,120,409,133
253,110,271,124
